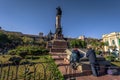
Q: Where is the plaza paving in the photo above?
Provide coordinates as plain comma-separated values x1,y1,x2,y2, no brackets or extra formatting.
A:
51,52,120,80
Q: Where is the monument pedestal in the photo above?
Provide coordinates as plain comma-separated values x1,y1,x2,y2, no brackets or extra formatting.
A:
47,40,68,53
54,34,63,40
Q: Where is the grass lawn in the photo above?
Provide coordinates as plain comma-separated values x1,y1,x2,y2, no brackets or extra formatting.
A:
0,55,50,63
0,55,13,63
111,61,120,67
0,54,64,80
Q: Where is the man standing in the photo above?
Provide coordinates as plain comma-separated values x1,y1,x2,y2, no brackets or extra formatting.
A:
86,44,99,77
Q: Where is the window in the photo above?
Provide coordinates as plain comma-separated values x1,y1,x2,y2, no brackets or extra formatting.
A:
105,41,109,46
119,39,120,46
112,40,115,45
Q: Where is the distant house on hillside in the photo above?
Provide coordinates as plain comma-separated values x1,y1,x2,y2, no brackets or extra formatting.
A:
78,35,85,41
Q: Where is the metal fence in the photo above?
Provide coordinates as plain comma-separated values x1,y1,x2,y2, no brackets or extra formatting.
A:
64,64,77,80
0,60,64,80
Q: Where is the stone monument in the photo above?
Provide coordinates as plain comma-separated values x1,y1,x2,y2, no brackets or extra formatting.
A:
47,7,68,53
54,6,63,40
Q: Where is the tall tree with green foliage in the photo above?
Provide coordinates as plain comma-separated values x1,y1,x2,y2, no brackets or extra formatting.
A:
0,32,10,48
0,32,9,43
69,39,86,48
7,33,23,46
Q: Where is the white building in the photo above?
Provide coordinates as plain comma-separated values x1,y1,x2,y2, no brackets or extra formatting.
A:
78,35,85,41
102,32,120,52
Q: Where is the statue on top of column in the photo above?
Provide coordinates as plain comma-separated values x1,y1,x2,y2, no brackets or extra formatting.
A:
56,6,62,16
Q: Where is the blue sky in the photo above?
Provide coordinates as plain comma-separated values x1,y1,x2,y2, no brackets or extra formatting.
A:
0,0,120,39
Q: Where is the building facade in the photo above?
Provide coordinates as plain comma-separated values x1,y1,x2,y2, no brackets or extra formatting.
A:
78,35,85,41
102,32,120,52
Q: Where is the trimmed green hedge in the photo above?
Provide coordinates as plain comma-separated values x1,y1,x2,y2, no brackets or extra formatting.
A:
8,45,49,58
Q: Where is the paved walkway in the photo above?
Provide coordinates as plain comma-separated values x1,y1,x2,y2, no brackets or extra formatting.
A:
51,52,120,80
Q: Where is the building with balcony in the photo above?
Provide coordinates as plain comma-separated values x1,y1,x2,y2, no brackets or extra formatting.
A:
102,32,120,52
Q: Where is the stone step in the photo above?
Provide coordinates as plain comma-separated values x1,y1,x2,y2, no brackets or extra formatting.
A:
51,55,67,58
51,53,67,61
51,54,65,59
77,63,91,72
57,63,69,67
51,53,67,56
58,65,80,75
64,70,92,79
51,48,66,53
53,58,64,60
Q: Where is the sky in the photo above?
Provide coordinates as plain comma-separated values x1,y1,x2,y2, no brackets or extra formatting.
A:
0,0,120,39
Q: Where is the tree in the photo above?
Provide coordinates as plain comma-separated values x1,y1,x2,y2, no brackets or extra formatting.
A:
0,32,9,43
0,32,10,48
39,38,46,47
22,36,34,45
99,42,106,51
7,33,23,46
69,39,86,48
70,39,79,48
80,40,87,48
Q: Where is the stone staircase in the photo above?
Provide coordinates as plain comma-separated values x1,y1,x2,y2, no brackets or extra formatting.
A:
50,48,66,53
50,52,120,80
50,52,91,79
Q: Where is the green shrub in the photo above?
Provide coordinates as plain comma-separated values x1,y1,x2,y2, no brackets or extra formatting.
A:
17,51,28,58
8,45,49,57
105,55,115,61
95,50,102,55
8,49,17,55
25,56,40,60
47,56,64,80
42,49,49,54
95,51,99,55
9,56,22,65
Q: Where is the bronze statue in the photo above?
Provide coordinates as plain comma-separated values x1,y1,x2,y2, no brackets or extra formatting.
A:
56,6,62,15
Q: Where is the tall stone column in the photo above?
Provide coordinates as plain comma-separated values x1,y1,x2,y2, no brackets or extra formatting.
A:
54,7,63,39
56,15,61,29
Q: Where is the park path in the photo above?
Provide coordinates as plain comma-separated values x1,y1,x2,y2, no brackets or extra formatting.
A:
51,52,120,80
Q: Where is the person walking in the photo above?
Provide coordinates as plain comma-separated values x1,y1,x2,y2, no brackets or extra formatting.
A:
86,44,99,77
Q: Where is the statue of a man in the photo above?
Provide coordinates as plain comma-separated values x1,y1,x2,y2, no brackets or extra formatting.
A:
56,6,62,15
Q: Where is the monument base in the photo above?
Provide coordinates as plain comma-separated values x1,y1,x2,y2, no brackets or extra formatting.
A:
47,40,68,53
50,48,66,53
54,34,63,40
